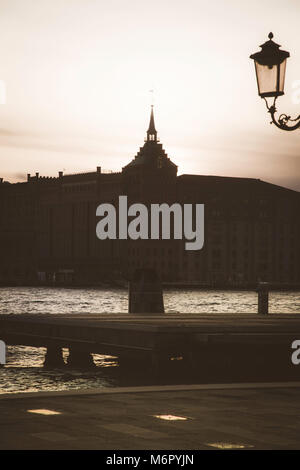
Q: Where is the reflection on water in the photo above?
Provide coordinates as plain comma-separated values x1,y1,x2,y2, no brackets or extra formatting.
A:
0,287,299,394
1,345,119,394
1,360,119,394
0,286,299,314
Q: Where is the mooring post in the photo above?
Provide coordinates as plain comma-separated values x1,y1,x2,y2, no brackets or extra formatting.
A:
44,345,65,368
128,268,164,314
257,282,269,315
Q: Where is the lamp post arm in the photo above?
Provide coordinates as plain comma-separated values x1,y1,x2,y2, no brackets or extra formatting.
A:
263,98,300,131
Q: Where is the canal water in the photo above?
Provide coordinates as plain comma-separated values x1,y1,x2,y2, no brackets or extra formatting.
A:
0,287,299,394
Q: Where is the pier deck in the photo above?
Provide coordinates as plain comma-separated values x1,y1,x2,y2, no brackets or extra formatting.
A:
1,313,300,380
1,312,300,351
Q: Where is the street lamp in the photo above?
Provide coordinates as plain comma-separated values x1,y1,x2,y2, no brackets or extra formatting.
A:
250,32,300,131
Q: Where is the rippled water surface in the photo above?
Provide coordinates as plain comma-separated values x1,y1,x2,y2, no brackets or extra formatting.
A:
1,286,300,314
0,287,299,394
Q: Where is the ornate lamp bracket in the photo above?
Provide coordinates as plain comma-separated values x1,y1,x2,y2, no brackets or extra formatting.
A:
263,97,300,131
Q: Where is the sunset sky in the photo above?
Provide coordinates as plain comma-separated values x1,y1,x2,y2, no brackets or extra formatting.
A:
0,0,299,190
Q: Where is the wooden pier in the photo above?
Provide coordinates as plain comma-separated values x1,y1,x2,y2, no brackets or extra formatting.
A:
1,313,300,380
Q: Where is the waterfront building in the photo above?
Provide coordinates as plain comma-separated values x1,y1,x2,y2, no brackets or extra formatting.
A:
0,108,299,287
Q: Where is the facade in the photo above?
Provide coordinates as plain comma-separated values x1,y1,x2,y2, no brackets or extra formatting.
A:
0,108,300,287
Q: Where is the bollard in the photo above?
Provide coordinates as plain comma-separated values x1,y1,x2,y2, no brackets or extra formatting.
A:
257,282,269,315
128,268,164,314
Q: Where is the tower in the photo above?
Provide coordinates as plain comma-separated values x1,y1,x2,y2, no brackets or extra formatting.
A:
122,106,177,203
121,106,179,280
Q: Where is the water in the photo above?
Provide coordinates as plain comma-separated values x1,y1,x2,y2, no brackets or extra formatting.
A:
1,286,300,314
0,287,299,394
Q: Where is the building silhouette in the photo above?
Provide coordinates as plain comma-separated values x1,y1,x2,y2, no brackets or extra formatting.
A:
0,107,299,287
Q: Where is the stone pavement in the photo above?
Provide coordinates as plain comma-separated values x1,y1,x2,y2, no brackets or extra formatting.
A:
0,382,300,450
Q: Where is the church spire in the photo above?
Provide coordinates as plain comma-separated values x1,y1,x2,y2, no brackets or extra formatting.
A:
146,105,157,142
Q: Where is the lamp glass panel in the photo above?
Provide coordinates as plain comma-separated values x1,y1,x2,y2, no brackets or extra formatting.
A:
279,59,287,94
255,62,278,97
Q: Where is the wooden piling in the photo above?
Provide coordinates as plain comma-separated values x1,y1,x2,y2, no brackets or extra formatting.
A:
257,282,269,315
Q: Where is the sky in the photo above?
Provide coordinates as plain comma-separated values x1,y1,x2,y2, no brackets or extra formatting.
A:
0,0,299,190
